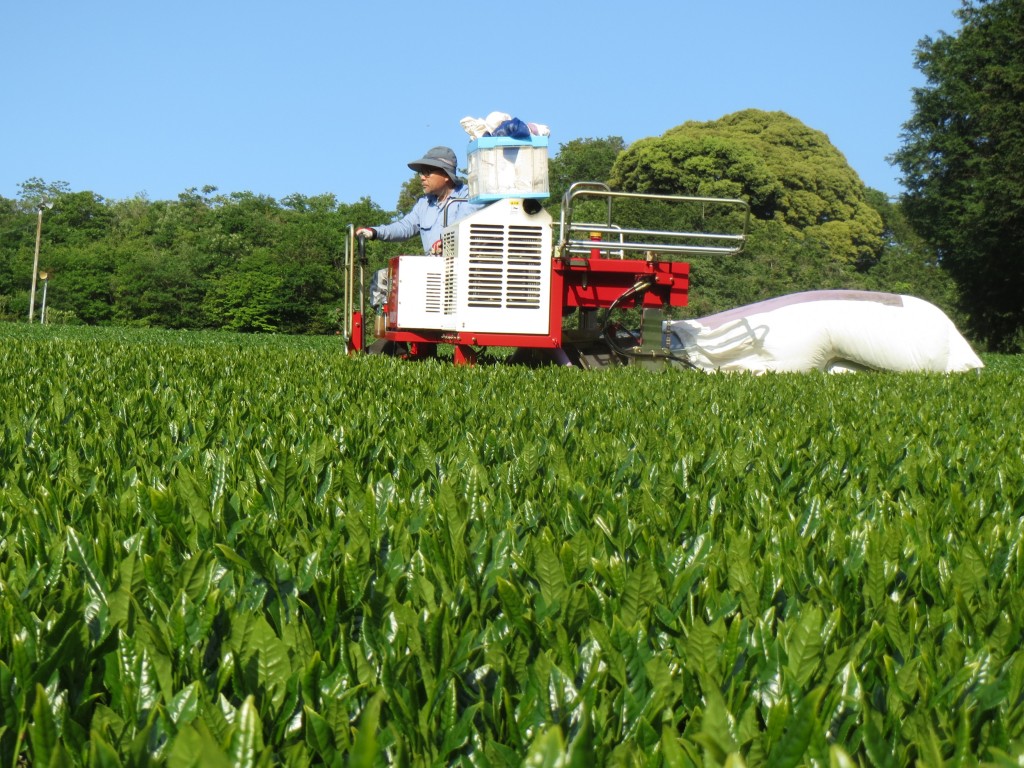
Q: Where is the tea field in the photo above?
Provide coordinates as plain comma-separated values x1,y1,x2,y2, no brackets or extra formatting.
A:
1,324,1022,766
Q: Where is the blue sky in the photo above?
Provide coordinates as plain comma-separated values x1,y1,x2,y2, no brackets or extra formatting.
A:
2,0,964,210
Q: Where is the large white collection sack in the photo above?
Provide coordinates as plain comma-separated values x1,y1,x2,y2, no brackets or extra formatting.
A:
665,290,984,373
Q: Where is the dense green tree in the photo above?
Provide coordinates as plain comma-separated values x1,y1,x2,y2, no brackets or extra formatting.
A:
546,136,626,206
862,188,928,257
680,219,864,318
280,192,339,214
15,178,70,212
42,242,117,324
203,249,287,332
211,191,284,251
610,110,884,267
0,196,29,295
859,189,964,320
113,247,206,328
890,0,1024,351
43,191,116,246
106,194,159,246
266,212,342,335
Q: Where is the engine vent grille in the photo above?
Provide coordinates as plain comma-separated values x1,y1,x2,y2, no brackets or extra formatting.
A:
424,270,443,314
464,223,544,310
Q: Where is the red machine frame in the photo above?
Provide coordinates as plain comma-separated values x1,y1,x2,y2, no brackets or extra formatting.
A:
343,184,748,366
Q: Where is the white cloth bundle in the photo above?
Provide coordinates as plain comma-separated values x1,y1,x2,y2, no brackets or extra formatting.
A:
460,112,551,140
666,291,983,373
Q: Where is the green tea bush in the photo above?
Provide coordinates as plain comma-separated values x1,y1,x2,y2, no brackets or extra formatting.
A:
1,325,1022,766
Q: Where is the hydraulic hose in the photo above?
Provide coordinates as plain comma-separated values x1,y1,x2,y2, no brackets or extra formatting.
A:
599,278,696,368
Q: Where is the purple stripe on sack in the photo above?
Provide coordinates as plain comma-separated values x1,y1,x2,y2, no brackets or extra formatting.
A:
695,290,904,330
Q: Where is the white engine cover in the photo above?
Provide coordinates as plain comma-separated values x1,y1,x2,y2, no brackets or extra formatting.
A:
441,199,552,334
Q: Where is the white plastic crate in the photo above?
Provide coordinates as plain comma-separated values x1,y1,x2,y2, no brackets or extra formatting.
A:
467,136,549,202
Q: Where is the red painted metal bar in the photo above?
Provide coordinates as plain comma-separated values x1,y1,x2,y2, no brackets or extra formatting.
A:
555,258,690,308
348,311,364,353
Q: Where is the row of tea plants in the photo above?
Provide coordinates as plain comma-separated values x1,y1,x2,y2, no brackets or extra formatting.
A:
1,324,1022,766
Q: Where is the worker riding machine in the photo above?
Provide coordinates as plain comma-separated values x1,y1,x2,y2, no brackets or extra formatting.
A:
342,182,749,368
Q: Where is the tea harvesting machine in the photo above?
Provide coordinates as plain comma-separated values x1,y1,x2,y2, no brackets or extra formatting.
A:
341,182,749,368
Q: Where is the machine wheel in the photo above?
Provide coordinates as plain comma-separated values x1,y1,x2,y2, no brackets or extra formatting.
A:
366,339,408,357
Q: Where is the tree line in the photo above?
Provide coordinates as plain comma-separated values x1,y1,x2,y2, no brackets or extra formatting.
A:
0,160,958,339
0,183,388,333
3,1,1020,351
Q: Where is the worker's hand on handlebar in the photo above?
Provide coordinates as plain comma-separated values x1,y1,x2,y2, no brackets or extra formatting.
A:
429,239,442,255
356,227,376,240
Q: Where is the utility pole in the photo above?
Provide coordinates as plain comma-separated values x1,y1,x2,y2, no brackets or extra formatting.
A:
28,201,53,322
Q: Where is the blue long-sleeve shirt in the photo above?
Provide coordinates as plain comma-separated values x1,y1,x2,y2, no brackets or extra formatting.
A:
373,183,484,252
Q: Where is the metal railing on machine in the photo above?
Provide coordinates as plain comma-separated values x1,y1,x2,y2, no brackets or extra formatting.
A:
555,182,750,261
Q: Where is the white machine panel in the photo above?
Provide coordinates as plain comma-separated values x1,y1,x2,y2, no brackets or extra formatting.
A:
392,256,447,330
441,199,552,334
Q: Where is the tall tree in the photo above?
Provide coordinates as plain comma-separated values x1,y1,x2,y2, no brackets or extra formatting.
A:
44,191,115,245
546,136,626,206
890,0,1024,351
16,177,71,212
610,110,884,268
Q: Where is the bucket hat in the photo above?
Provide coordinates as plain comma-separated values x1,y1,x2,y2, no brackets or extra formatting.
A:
408,146,458,181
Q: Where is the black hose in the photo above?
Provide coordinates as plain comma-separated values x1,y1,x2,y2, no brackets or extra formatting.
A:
598,279,696,368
